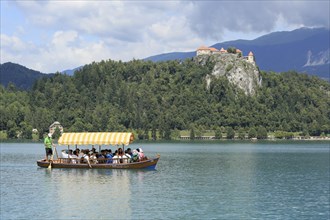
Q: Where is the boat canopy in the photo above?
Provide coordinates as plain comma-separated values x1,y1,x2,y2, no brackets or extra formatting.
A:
58,132,134,146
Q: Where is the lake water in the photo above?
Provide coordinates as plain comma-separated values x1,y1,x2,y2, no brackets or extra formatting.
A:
0,141,329,219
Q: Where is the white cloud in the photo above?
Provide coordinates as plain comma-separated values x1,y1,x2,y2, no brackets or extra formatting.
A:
185,1,329,40
1,31,112,73
1,34,27,51
1,0,329,72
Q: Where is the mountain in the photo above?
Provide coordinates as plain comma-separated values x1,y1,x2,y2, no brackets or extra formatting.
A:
61,66,83,76
0,62,53,90
145,27,330,79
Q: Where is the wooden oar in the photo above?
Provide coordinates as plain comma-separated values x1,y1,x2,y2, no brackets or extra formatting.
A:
47,155,53,169
47,145,55,169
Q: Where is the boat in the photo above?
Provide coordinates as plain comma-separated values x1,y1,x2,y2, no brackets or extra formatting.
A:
37,132,160,169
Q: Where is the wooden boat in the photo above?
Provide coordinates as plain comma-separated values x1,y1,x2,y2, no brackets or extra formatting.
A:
37,132,160,169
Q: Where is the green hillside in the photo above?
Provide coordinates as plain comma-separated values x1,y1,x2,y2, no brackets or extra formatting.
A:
0,62,53,90
1,59,329,140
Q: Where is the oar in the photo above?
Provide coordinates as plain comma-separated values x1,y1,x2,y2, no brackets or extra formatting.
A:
47,145,54,169
47,155,53,169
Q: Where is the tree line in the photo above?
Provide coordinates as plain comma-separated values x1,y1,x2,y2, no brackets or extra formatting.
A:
1,58,329,140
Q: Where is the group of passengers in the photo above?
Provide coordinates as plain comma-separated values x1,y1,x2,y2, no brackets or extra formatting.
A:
62,147,146,164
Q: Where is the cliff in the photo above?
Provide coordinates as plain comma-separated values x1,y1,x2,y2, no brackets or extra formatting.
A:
196,54,262,95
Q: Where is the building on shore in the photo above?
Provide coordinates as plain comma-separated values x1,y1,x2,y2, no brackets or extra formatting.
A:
49,121,63,135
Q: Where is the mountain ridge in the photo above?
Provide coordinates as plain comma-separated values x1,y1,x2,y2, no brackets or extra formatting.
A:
145,27,330,79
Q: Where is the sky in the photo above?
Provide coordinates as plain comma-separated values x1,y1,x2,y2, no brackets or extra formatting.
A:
1,0,329,73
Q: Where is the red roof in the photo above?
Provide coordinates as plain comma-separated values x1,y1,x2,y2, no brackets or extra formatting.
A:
197,46,210,51
248,51,254,56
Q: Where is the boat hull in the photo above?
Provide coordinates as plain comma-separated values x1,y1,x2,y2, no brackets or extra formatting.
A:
37,156,160,169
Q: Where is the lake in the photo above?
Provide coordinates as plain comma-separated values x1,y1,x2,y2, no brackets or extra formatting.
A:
0,141,329,219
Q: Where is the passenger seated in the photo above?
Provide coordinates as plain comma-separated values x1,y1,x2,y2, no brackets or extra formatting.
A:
80,150,89,163
132,149,139,162
80,150,92,168
125,150,132,163
61,150,69,158
113,150,118,164
77,149,84,159
68,150,77,164
97,151,105,163
91,147,98,154
137,148,146,161
121,155,129,163
117,148,124,163
127,148,133,157
89,152,98,164
105,150,113,164
113,155,118,164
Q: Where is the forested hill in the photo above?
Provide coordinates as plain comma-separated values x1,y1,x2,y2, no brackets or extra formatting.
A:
1,59,329,140
0,62,53,90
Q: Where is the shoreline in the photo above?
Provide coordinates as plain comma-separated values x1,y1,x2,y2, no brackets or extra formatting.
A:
1,137,330,144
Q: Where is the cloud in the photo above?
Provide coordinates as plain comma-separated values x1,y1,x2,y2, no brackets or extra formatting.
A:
14,1,184,42
1,0,329,72
2,1,204,72
186,1,329,40
1,31,112,73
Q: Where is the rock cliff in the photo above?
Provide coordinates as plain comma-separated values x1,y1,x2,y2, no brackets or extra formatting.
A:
196,54,262,95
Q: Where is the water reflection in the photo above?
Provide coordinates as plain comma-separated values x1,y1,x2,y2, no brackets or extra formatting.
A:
219,151,258,218
42,168,133,219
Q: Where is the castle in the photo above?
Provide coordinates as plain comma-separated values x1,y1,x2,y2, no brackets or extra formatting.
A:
196,46,255,64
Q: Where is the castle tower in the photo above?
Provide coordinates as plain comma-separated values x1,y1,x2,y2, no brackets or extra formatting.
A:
248,51,254,63
220,47,227,53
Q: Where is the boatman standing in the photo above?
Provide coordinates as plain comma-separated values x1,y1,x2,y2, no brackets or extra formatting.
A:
44,133,54,161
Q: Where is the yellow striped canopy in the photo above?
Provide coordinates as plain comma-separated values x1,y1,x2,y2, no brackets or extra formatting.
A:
58,132,134,146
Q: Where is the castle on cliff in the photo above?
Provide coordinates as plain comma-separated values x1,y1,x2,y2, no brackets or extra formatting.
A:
196,46,255,64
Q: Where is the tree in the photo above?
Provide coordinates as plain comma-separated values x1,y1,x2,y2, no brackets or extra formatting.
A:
238,128,246,139
20,121,32,139
227,47,237,54
226,127,235,139
257,126,268,139
7,120,18,139
163,126,171,140
190,127,195,140
143,129,150,140
215,127,222,139
248,128,257,139
137,129,144,140
52,126,62,140
171,129,180,140
151,127,157,140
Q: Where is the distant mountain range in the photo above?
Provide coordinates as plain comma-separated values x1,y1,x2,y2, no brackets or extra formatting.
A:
0,62,53,90
0,27,329,90
61,66,83,76
145,27,330,79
